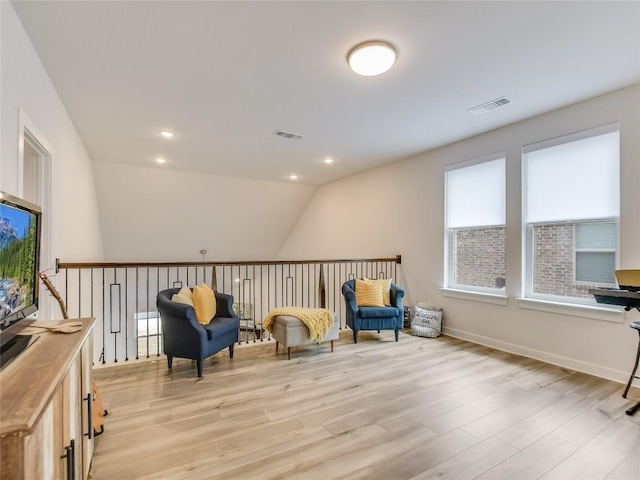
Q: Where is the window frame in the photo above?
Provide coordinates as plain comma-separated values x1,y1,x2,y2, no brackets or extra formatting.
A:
522,123,620,306
524,218,619,304
444,153,506,295
573,220,617,285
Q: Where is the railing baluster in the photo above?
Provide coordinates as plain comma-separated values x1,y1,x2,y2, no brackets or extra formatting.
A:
90,268,94,329
64,268,69,318
125,269,129,362
101,269,107,365
135,268,139,360
77,269,81,318
110,268,120,362
157,267,161,357
251,265,256,342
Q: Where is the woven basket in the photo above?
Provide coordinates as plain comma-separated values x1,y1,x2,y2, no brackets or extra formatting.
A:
410,303,443,338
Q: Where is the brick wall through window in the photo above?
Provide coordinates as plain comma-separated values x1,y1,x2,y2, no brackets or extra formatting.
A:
454,227,506,289
532,224,612,299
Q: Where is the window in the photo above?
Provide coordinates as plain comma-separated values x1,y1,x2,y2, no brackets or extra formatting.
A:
523,124,619,304
445,155,506,293
575,221,616,284
135,311,162,358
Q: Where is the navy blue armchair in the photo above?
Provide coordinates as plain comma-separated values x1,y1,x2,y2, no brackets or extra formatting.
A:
157,287,239,377
342,279,405,343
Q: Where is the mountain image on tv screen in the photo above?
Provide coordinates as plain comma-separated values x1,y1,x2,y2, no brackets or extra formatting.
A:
0,205,38,323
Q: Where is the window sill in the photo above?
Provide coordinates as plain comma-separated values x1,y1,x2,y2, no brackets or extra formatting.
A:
517,297,624,323
440,288,508,306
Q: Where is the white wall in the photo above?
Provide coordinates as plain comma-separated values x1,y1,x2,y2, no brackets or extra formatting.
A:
1,3,105,318
279,84,640,383
93,162,317,261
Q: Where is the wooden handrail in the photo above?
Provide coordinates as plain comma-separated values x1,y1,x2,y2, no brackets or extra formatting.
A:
56,255,401,271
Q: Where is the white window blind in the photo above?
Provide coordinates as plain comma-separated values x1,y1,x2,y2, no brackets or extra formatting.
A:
446,157,506,228
524,128,619,223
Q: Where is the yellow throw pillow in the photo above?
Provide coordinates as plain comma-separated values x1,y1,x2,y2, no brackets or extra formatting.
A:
171,285,194,307
365,278,393,306
192,283,216,325
355,279,384,307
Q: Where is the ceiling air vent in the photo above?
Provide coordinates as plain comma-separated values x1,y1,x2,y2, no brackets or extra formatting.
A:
274,130,303,140
468,97,512,116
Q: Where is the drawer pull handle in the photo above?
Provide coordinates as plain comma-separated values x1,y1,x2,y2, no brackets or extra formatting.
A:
83,392,93,439
60,439,75,480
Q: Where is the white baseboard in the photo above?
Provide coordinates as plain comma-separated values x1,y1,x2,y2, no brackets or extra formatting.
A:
442,326,630,385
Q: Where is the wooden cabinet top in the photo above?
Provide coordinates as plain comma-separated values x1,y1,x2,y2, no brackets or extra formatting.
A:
0,318,94,438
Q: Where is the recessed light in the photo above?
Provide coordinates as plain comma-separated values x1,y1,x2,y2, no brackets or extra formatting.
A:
323,158,334,164
289,174,298,180
155,158,166,164
159,131,174,138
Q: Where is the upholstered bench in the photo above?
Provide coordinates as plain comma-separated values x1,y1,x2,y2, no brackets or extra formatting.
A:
270,313,340,359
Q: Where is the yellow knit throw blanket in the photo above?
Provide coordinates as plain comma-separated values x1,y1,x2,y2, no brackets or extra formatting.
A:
263,307,334,343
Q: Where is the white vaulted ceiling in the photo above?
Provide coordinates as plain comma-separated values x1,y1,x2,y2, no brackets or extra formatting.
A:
10,0,640,186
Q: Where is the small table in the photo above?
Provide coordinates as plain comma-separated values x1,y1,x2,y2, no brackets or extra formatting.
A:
590,287,640,415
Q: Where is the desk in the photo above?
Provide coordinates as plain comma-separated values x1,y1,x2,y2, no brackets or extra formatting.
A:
590,288,640,415
590,288,640,311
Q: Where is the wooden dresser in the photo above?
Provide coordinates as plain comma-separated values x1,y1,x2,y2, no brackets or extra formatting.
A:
0,319,95,480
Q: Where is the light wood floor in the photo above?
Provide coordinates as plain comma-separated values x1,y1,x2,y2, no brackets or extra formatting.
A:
91,330,640,480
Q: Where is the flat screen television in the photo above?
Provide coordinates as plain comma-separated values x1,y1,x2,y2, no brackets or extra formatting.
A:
0,191,42,369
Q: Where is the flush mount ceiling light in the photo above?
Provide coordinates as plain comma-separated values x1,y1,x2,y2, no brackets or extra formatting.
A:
155,157,166,164
289,174,299,180
159,131,174,138
347,40,397,76
323,158,334,164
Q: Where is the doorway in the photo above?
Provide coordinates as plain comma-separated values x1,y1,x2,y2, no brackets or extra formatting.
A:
19,122,53,320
